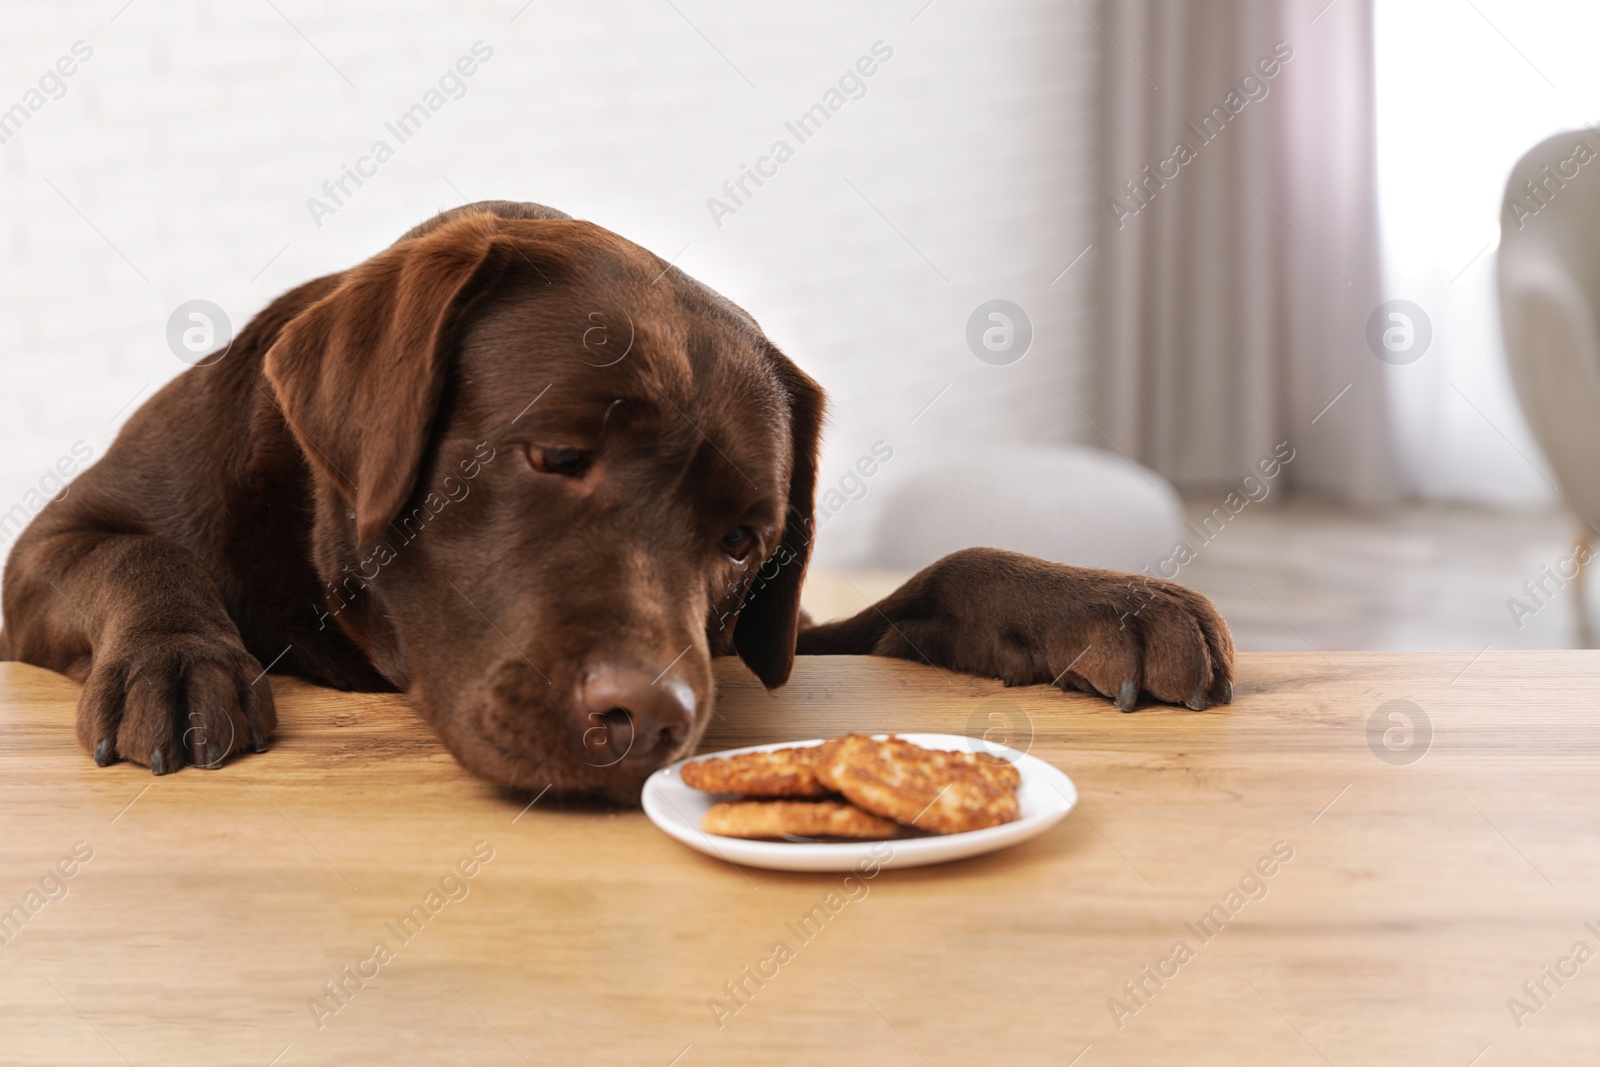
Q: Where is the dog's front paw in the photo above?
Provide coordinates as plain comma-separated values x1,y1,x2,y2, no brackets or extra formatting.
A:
77,632,277,773
889,548,1235,712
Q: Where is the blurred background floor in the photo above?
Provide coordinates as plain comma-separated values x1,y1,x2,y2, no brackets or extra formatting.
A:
803,499,1596,653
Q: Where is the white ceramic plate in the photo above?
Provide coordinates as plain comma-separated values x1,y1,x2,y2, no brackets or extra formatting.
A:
642,732,1077,872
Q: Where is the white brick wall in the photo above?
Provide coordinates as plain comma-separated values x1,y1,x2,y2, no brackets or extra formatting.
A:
0,0,1096,582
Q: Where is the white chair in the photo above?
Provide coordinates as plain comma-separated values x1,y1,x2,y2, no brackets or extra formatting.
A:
1497,130,1600,638
864,444,1185,574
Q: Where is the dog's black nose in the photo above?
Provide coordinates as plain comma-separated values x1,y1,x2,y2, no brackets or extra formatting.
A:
576,661,694,765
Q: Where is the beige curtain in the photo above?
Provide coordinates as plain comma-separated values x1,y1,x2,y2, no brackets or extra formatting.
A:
1091,0,1402,504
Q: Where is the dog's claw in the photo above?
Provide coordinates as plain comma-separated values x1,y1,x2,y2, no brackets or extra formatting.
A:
200,740,225,769
250,727,269,754
150,748,169,776
1116,680,1138,712
93,738,115,766
1218,679,1233,704
1186,685,1207,712
1002,673,1013,688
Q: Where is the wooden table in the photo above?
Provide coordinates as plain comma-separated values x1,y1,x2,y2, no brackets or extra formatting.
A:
2,652,1599,1066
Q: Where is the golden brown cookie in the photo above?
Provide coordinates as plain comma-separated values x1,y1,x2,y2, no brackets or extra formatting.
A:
680,746,831,797
810,739,844,790
819,734,1021,835
700,799,902,839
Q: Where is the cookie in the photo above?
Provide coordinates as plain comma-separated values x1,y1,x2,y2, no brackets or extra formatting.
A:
680,746,832,797
700,799,902,840
810,739,844,789
818,734,1021,835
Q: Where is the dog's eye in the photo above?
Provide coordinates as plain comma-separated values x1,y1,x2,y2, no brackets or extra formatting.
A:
722,526,756,561
526,446,592,478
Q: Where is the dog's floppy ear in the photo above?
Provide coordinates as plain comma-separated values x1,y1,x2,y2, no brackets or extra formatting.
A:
733,349,825,688
264,213,520,547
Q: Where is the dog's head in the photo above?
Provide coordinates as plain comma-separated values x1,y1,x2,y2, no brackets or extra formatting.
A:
263,202,822,802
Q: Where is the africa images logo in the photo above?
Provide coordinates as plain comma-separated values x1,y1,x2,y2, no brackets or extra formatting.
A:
305,41,495,228
705,41,894,228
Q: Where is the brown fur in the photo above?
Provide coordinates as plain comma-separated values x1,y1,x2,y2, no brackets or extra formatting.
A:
0,201,1233,803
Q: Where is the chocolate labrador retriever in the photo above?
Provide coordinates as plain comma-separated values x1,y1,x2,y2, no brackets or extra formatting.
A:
0,201,1232,803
